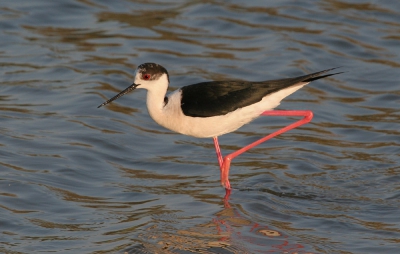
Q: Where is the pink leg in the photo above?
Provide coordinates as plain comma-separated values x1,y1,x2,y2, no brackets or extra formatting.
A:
213,110,313,190
213,137,232,204
213,136,223,168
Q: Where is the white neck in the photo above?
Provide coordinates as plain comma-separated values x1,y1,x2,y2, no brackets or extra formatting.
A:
146,89,166,122
141,74,169,125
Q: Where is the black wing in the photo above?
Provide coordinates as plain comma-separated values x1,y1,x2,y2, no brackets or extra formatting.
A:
180,68,341,117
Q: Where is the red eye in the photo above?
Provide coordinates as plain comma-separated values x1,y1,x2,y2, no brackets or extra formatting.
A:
142,74,151,80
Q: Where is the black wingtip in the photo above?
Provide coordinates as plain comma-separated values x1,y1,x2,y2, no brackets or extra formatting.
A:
303,67,345,82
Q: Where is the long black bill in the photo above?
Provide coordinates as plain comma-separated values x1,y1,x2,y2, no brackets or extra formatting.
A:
97,83,139,108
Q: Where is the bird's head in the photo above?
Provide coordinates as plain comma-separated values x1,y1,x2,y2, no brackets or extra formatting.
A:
98,63,169,108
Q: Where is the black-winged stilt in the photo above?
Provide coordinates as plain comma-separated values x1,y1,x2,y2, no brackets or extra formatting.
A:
98,63,341,191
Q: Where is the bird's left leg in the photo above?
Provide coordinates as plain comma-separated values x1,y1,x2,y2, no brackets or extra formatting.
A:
213,137,232,190
213,110,313,191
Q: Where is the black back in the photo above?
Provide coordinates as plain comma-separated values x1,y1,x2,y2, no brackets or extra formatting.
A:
180,68,340,117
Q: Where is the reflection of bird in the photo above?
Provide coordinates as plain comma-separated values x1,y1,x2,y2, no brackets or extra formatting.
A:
99,63,341,190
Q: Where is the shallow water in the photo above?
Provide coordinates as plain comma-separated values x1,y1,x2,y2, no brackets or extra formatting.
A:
1,0,399,253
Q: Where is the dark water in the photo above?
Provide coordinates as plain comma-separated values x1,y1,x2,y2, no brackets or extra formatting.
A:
1,1,399,253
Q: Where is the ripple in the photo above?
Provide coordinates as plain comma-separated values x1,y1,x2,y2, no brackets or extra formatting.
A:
0,0,399,253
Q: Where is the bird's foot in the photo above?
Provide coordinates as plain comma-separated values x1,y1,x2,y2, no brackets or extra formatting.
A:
220,156,232,189
222,179,231,190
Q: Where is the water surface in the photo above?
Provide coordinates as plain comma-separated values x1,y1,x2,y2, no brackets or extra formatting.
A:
1,0,399,253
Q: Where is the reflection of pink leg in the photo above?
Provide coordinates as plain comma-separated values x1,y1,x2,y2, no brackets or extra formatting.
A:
213,110,313,191
223,189,231,208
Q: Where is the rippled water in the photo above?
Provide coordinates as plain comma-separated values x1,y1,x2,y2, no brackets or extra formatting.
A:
1,0,399,253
